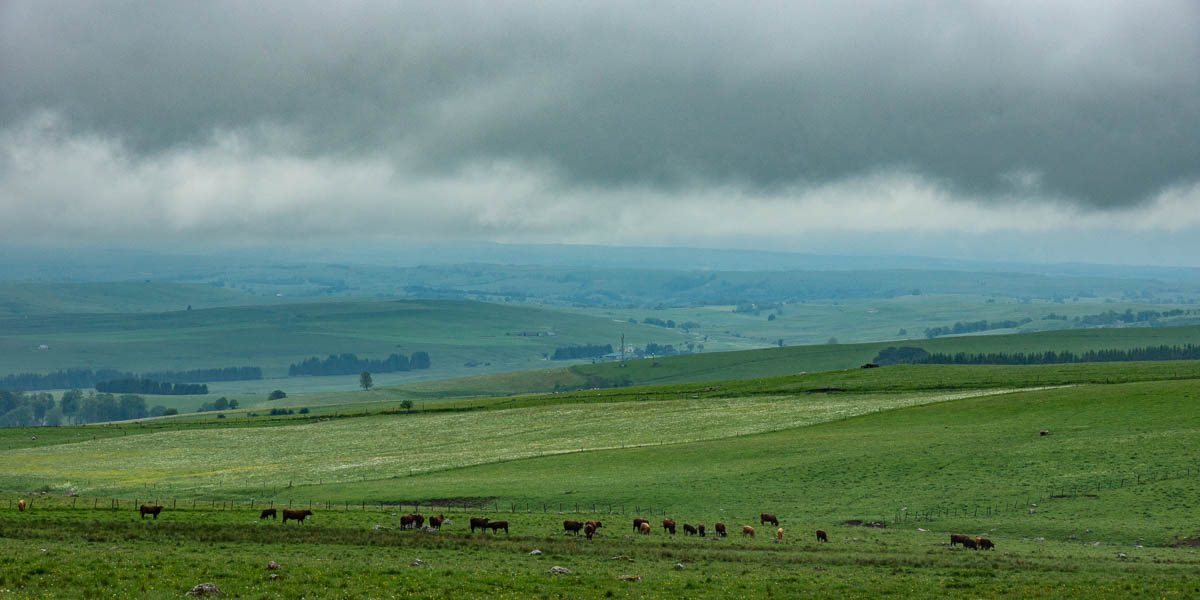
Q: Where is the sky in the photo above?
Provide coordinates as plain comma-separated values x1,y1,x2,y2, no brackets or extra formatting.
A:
2,1,1198,265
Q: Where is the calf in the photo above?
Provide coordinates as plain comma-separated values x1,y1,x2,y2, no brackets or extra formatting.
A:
259,508,277,519
282,509,312,524
683,523,698,536
961,537,978,550
742,525,756,537
584,523,596,540
760,513,779,526
662,518,676,534
977,537,995,550
698,523,706,537
816,529,828,542
776,527,784,540
487,520,509,534
563,520,584,535
139,504,164,519
639,522,651,535
17,499,26,512
714,522,726,537
469,517,490,533
428,514,445,530
632,517,649,532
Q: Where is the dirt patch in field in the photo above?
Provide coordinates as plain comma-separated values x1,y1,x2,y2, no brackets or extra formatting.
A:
1174,537,1200,547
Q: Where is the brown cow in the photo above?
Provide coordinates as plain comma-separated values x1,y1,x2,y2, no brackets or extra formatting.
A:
977,537,995,550
776,527,784,540
683,523,697,535
486,520,509,534
585,520,603,531
469,517,490,533
428,514,445,530
697,523,706,537
18,499,26,512
259,508,277,519
639,522,651,535
949,533,971,547
563,520,584,535
139,504,164,519
760,513,779,526
714,522,726,537
632,517,649,532
742,525,756,537
662,518,676,534
961,537,978,550
282,509,312,524
400,513,416,529
584,523,596,539
816,529,828,542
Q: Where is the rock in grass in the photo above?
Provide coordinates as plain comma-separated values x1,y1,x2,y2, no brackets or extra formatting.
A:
673,563,686,570
411,558,426,567
185,583,222,596
267,560,280,570
529,549,542,555
617,575,642,582
268,574,279,581
548,566,572,575
1116,552,1128,559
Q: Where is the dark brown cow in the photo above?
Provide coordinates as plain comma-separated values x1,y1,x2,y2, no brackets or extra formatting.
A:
486,520,509,534
259,508,277,519
697,523,706,537
961,537,978,550
714,522,726,537
282,509,312,524
683,523,697,535
585,520,603,531
742,525,756,537
584,523,596,539
760,513,779,526
469,517,490,533
861,363,880,369
412,514,425,529
662,518,676,534
816,529,828,542
950,533,971,547
400,513,416,529
632,517,649,532
563,520,584,535
428,514,445,530
139,504,164,519
639,522,651,535
977,537,995,550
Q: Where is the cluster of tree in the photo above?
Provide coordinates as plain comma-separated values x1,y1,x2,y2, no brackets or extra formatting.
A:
0,365,262,392
639,342,677,356
0,388,179,426
924,318,1032,338
873,344,1200,366
288,352,430,376
550,344,613,360
196,396,238,412
1072,308,1193,327
96,378,208,395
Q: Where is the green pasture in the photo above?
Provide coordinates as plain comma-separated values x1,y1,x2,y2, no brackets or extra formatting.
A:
0,281,278,316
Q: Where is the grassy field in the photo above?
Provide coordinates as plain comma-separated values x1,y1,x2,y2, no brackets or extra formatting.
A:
3,360,1200,597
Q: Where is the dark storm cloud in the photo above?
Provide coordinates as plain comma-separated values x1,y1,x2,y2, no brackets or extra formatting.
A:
1,1,1197,209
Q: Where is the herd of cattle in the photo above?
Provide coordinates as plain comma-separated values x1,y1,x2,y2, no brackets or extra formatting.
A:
104,504,997,551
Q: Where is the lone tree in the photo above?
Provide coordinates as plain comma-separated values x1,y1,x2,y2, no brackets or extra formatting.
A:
267,389,287,401
400,399,413,412
360,371,373,391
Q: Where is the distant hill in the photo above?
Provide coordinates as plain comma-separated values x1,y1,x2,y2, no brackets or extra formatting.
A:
0,281,272,316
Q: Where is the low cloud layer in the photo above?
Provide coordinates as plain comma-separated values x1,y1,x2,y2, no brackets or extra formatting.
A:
2,1,1198,260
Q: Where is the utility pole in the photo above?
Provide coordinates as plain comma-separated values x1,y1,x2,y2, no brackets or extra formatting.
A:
620,333,625,362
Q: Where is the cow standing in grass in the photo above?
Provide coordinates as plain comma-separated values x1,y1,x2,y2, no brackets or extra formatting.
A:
714,522,726,537
584,523,596,539
639,522,651,535
486,520,509,534
950,533,970,547
760,513,779,526
428,515,444,530
816,529,828,542
776,528,784,540
977,537,995,550
585,520,603,532
683,523,697,535
259,509,276,519
632,518,649,533
697,523,706,537
282,509,312,524
470,517,490,533
662,518,676,534
742,525,756,537
139,504,164,519
563,520,584,535
18,499,26,512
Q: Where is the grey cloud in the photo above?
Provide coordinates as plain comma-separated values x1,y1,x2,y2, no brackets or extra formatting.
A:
2,1,1198,208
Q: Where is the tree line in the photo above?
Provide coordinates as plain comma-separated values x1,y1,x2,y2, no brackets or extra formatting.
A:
874,344,1200,366
551,344,613,360
924,318,1032,338
288,352,431,376
0,365,262,392
0,389,175,427
95,378,208,395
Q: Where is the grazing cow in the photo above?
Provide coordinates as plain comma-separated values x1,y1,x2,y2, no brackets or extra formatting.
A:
961,537,978,550
1040,430,1050,436
18,499,26,512
776,527,784,540
584,523,596,539
698,523,706,537
282,509,312,524
400,513,416,529
714,522,726,537
470,517,490,533
760,513,779,526
259,508,277,519
563,520,584,535
816,529,828,542
412,514,425,529
585,520,603,532
429,514,445,530
632,517,649,532
742,525,756,537
977,537,995,550
662,518,676,534
639,522,651,535
487,520,509,534
683,523,698,535
139,504,164,519
949,533,971,547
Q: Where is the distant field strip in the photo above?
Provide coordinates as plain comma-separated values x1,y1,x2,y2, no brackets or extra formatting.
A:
1,388,1036,495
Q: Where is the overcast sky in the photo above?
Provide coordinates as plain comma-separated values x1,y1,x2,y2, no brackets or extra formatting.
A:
2,1,1198,265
